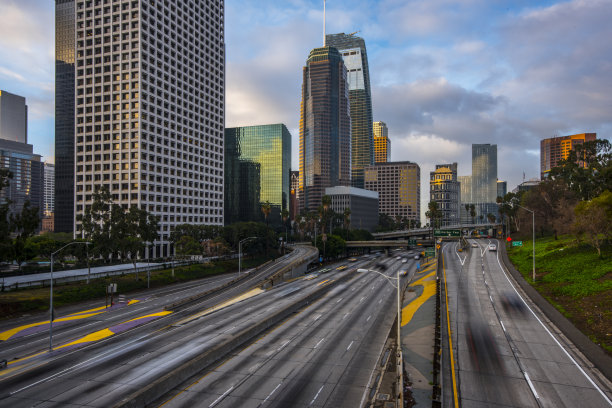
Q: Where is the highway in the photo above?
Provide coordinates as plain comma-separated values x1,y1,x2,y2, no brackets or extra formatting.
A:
157,254,414,408
0,246,417,407
440,239,612,408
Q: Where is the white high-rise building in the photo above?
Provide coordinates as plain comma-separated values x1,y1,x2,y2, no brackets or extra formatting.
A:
44,162,55,217
69,0,225,257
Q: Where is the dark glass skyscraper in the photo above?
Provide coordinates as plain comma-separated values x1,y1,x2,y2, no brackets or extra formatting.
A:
299,46,351,213
225,124,291,226
54,0,75,233
326,33,373,188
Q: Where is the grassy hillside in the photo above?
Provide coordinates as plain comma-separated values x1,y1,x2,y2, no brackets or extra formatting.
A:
507,235,611,354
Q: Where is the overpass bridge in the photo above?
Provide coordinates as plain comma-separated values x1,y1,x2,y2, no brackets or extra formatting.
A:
345,240,433,248
372,223,502,240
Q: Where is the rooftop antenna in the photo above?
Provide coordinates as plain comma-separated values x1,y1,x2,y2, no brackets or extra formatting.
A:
323,0,326,46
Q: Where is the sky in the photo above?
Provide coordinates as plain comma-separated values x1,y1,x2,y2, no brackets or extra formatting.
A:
0,0,611,222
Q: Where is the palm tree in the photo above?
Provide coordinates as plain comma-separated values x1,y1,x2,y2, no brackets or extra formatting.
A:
343,207,351,240
281,209,289,249
469,204,476,224
261,201,271,255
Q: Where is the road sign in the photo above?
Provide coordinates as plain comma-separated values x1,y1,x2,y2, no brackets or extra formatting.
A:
512,241,523,247
425,248,435,257
434,229,460,237
407,239,416,245
506,236,512,242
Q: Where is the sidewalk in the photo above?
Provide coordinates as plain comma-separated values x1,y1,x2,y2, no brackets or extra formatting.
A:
401,259,437,406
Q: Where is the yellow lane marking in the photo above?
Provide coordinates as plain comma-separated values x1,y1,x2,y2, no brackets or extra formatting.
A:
120,311,172,324
401,271,436,326
66,305,109,316
442,253,460,407
174,288,264,326
128,299,140,305
0,312,105,341
317,279,330,286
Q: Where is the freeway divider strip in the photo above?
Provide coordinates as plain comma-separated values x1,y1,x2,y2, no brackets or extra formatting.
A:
112,270,356,408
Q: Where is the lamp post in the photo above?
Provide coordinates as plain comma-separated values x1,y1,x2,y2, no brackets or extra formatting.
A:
238,237,257,275
360,267,404,406
517,205,536,282
49,241,91,351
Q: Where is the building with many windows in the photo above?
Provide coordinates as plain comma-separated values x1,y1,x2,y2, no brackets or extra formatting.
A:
55,0,76,233
224,124,291,227
460,144,498,224
299,45,351,213
326,33,374,188
59,0,225,257
497,180,507,200
373,121,390,163
290,170,299,221
44,162,55,217
364,161,420,223
540,133,596,179
325,186,378,232
430,163,460,227
0,90,27,144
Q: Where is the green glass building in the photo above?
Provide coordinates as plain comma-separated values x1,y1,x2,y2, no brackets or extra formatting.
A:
224,124,291,226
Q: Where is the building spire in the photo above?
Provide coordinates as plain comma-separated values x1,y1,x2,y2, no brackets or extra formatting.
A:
323,0,326,46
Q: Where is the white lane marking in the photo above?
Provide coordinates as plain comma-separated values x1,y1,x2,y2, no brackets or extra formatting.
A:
2,321,100,353
454,242,466,265
360,296,366,303
366,315,371,322
342,313,350,320
277,340,290,351
489,295,493,303
9,332,151,395
347,341,354,351
500,320,506,332
379,299,382,304
209,385,234,407
310,385,324,405
313,314,321,321
494,245,612,406
263,382,282,403
314,338,325,349
336,298,343,303
524,372,540,400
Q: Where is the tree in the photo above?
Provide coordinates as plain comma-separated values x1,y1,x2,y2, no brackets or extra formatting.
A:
426,201,443,229
343,207,351,239
487,213,496,224
176,235,202,256
469,204,476,224
377,213,396,232
573,191,612,257
261,201,271,227
11,201,40,269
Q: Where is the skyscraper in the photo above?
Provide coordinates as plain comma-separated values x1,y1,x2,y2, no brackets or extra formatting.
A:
430,163,460,227
460,144,498,223
299,46,351,213
55,0,75,233
373,121,391,163
44,162,55,217
63,0,225,257
364,161,420,224
224,124,291,226
540,133,597,179
0,90,27,143
326,33,373,188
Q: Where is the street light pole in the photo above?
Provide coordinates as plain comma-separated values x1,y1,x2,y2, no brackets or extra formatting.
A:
238,237,257,275
517,205,536,282
49,241,91,351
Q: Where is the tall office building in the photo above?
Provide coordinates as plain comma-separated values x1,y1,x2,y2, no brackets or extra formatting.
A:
326,33,373,188
373,121,391,163
224,124,291,226
61,0,225,257
0,90,27,143
325,186,379,232
540,133,597,179
430,163,460,227
44,162,55,217
364,161,420,223
460,144,498,223
55,0,76,233
290,170,299,221
299,46,351,213
497,180,507,200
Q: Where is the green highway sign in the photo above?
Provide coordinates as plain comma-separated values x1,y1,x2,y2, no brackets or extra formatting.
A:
512,241,523,247
425,248,436,257
407,239,416,245
434,229,461,237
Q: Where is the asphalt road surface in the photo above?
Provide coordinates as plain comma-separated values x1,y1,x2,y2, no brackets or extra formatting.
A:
440,239,612,408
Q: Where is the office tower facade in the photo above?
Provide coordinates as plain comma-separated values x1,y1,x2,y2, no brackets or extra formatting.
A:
326,33,373,188
0,139,44,220
290,170,299,221
430,163,460,227
373,121,390,163
55,0,76,233
299,46,351,213
0,90,27,143
66,0,225,257
460,144,498,223
540,133,597,179
325,186,379,232
497,180,507,200
44,162,55,217
364,161,420,223
224,124,291,226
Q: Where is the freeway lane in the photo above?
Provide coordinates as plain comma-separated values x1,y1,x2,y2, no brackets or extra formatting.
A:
0,248,355,407
0,246,317,381
157,254,413,408
441,240,612,407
